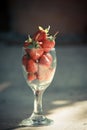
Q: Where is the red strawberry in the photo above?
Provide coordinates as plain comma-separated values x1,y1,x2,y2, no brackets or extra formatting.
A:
45,53,53,64
45,67,55,81
26,59,38,73
36,65,54,81
22,54,28,67
33,30,47,42
39,53,52,67
41,38,55,52
33,26,50,42
41,31,58,52
28,48,44,61
36,64,48,81
27,73,36,82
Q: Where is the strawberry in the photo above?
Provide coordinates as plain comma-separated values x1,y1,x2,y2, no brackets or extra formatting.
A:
27,73,36,82
33,30,46,42
41,38,55,52
36,64,48,81
22,54,28,67
25,44,44,61
33,26,50,42
39,53,52,67
24,38,44,61
26,59,38,73
36,65,54,81
28,47,44,61
45,53,53,64
45,67,55,81
41,32,58,52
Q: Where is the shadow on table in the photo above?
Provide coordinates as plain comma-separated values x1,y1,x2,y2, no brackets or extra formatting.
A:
0,84,87,130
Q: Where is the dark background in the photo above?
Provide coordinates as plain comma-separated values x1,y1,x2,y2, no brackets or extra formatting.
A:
0,0,87,45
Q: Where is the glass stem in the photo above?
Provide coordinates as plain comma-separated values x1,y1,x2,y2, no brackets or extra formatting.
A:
33,90,44,115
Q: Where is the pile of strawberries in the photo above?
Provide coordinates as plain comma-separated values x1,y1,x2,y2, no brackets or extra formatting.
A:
22,26,57,82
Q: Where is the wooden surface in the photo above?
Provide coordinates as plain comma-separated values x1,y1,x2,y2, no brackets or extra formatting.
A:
0,44,87,130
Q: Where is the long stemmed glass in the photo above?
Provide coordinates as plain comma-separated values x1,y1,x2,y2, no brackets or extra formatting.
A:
19,47,57,127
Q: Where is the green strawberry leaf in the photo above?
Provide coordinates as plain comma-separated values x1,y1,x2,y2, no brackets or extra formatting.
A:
27,35,32,42
27,44,34,49
38,25,50,34
48,35,54,41
27,39,40,49
48,31,59,41
45,25,50,33
33,41,40,48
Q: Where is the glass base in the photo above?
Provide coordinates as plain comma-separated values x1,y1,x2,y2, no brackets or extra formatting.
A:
19,113,53,127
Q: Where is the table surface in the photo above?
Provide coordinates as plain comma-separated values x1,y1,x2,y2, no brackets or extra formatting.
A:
0,44,87,130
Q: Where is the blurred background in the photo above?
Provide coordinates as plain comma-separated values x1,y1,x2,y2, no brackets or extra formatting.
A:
0,0,87,45
0,0,87,129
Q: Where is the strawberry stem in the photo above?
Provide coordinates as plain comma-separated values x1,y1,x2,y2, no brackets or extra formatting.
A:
54,31,59,38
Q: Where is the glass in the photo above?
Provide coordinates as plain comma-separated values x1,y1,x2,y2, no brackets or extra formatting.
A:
19,47,57,127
